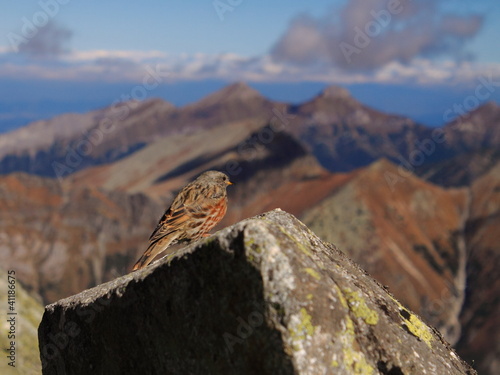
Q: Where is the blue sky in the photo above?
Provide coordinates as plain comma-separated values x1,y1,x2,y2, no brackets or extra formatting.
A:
1,0,499,59
1,1,341,56
0,0,499,131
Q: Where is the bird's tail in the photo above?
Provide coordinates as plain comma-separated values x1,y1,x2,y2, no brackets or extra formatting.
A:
132,237,172,271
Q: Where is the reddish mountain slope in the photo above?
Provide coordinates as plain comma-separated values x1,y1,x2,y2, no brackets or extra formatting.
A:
0,173,160,302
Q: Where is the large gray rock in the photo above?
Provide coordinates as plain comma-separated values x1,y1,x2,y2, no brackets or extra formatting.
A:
38,209,476,375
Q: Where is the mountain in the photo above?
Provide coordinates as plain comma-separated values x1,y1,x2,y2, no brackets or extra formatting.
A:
2,83,500,188
0,98,175,177
67,104,280,197
416,148,500,187
0,82,276,179
181,81,274,125
284,87,500,184
50,84,437,197
444,101,500,150
0,173,161,303
455,161,500,374
417,102,500,186
285,85,433,172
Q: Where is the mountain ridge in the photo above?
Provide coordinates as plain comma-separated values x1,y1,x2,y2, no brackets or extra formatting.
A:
2,82,500,187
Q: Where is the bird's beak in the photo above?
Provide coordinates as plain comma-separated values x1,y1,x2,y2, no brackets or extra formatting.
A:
226,181,233,185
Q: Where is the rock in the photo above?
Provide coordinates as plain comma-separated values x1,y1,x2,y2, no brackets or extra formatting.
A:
38,209,476,375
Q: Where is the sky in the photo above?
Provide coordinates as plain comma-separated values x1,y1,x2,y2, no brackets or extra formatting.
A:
0,0,499,131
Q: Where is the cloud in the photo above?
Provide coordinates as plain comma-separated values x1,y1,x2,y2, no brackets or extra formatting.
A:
0,46,498,88
18,21,72,58
64,50,167,63
270,0,485,70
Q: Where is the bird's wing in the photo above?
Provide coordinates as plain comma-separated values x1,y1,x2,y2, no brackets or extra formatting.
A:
148,182,205,244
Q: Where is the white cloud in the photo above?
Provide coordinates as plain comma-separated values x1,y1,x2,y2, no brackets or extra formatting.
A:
0,48,498,87
62,49,168,63
270,0,485,70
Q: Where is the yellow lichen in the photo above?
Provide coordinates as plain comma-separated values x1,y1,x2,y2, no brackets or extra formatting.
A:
274,225,313,256
340,316,375,374
289,307,316,351
333,284,348,309
343,348,375,375
298,308,315,336
390,295,434,348
332,285,375,374
343,288,379,325
244,238,260,263
405,313,433,348
304,267,321,280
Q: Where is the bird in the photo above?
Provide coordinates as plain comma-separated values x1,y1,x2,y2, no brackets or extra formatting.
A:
132,170,233,271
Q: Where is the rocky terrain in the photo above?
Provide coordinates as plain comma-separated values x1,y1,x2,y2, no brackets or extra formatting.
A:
1,82,499,373
38,210,476,375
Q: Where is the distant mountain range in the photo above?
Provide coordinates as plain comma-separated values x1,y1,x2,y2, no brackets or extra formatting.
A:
1,82,499,374
2,82,499,186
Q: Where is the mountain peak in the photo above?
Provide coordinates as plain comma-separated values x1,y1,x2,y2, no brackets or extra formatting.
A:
449,101,500,126
445,100,500,142
472,100,500,117
224,82,262,98
307,85,358,108
194,82,264,108
319,85,352,100
297,84,361,116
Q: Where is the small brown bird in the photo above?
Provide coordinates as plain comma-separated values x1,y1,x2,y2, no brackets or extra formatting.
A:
132,170,232,270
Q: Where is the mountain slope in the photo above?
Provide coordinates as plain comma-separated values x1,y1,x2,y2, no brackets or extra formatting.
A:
0,173,161,303
418,102,500,186
456,161,500,375
444,101,500,150
0,98,175,177
68,117,271,196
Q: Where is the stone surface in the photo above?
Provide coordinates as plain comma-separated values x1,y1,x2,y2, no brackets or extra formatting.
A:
38,210,475,375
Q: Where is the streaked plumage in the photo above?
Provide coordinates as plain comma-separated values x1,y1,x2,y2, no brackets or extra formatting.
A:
132,171,232,270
